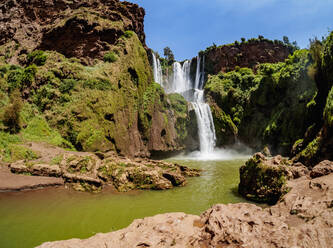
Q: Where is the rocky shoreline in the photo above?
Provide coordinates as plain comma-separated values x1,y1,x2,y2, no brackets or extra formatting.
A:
1,142,200,193
0,166,64,192
36,157,333,248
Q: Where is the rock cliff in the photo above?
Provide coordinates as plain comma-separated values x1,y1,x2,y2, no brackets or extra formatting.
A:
0,0,146,64
0,0,194,158
202,39,290,74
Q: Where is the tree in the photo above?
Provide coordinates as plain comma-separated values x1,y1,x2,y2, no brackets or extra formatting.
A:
283,36,290,45
163,47,175,65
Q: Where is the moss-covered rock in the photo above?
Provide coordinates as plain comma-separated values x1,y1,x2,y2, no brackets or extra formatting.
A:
239,153,291,204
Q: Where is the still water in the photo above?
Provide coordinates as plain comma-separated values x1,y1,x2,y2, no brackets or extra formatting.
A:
0,158,250,248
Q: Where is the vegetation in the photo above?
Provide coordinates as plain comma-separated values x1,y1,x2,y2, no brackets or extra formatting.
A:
103,52,118,63
27,50,47,66
205,49,316,152
163,46,175,65
239,154,290,204
2,90,23,133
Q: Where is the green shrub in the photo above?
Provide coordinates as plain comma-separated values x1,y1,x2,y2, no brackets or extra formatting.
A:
32,84,59,111
82,78,113,90
2,90,23,133
27,50,47,66
7,65,37,92
103,52,118,63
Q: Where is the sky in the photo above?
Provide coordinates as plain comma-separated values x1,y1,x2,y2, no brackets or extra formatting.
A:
126,0,333,61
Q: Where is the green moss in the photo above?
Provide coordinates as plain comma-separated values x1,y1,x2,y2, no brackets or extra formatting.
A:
103,52,118,63
300,137,320,161
21,116,73,149
324,87,333,127
7,144,40,162
239,155,289,204
27,50,47,66
123,30,134,38
168,93,187,114
82,78,113,91
76,119,106,152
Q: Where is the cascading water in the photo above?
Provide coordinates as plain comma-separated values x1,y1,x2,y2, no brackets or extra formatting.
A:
191,56,216,155
152,53,216,156
152,53,163,85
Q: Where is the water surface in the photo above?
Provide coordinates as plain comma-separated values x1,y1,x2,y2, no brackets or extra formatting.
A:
0,158,249,248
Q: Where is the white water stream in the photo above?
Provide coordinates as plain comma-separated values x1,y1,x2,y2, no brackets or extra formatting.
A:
152,53,217,158
152,53,163,85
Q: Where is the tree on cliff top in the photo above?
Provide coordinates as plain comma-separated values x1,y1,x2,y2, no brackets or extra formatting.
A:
164,47,175,65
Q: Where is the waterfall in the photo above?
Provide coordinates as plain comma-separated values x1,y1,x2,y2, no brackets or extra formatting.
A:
192,89,216,154
160,55,216,156
152,53,163,85
191,56,216,155
151,50,216,156
168,61,192,94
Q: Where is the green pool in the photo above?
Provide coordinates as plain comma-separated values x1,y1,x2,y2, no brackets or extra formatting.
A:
0,158,250,248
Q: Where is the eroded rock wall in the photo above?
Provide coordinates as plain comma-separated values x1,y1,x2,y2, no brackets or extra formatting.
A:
0,0,146,64
203,40,290,74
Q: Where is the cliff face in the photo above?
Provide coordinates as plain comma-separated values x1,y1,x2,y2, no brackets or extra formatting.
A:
0,0,192,158
203,40,290,74
0,0,146,65
204,33,332,162
205,49,317,155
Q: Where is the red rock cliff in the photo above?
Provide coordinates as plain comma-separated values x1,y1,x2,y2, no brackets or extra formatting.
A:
0,0,146,64
203,40,290,74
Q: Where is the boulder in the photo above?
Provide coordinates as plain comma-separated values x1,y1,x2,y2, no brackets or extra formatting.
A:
310,160,333,178
238,153,290,204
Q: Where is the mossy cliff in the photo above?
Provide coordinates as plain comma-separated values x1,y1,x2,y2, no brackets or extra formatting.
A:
292,32,333,165
205,32,332,163
0,0,192,159
205,50,317,154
